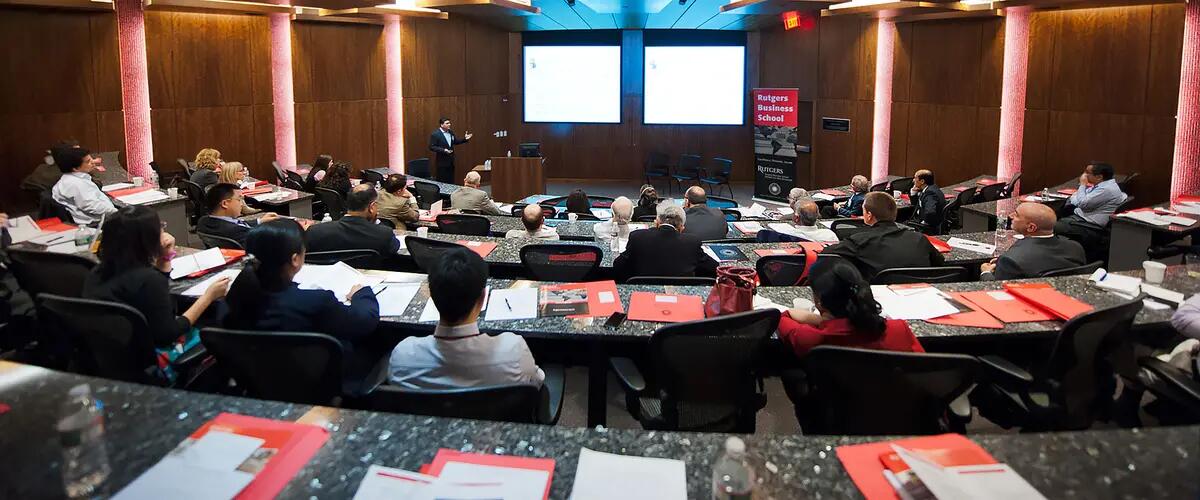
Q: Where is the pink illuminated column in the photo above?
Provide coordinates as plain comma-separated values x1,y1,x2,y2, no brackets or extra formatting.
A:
269,11,297,168
114,0,152,178
384,15,405,172
997,7,1031,192
1171,0,1200,199
870,19,896,182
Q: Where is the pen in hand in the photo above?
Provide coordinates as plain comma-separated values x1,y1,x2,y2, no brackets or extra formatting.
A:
374,286,387,296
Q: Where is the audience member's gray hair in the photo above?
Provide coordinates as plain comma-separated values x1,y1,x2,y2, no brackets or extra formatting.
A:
788,187,809,204
794,200,820,226
656,202,686,228
850,175,870,192
685,186,707,205
610,196,633,224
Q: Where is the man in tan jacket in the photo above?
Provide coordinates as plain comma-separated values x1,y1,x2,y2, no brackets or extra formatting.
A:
377,174,420,227
449,171,502,215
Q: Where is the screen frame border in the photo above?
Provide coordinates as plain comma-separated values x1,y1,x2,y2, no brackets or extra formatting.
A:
521,38,624,125
640,43,749,127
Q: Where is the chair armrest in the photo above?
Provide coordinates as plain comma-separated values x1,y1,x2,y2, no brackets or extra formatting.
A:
949,388,974,420
1140,357,1200,402
175,343,208,367
609,357,646,394
979,355,1034,385
538,364,566,425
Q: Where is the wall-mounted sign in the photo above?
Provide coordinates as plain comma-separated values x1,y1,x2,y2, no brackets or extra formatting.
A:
783,11,800,30
821,117,850,132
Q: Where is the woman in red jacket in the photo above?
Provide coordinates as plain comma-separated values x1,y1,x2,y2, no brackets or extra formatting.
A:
779,259,923,357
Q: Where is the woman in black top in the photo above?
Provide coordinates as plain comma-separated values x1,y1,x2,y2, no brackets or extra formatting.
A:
305,154,333,192
318,161,353,199
565,188,591,215
83,205,230,348
632,184,659,221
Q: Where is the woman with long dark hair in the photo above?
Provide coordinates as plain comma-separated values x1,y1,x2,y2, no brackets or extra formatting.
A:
84,206,230,349
565,188,591,215
224,219,378,341
305,154,333,192
777,258,922,357
317,161,353,199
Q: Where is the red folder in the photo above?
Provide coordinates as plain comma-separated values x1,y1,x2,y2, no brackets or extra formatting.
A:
837,434,997,500
924,235,952,253
105,186,153,198
34,217,76,233
1003,282,1094,321
1057,188,1078,195
627,291,705,323
821,188,846,196
579,280,624,318
426,449,555,500
184,249,247,279
926,293,1004,329
189,413,329,500
956,290,1054,323
753,247,802,257
456,240,497,258
953,186,970,192
241,186,274,196
976,178,1000,186
944,193,956,199
1176,194,1200,204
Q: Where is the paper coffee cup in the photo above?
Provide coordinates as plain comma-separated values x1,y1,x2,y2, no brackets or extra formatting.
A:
132,177,144,187
166,187,178,198
1143,261,1167,284
416,226,429,237
568,213,579,222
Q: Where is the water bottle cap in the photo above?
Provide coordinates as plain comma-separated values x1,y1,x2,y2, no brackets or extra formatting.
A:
724,436,746,456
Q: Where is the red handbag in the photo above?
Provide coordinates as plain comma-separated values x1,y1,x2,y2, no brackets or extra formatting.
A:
704,265,757,318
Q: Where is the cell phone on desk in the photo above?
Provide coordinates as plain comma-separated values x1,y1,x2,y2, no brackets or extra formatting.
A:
604,312,627,328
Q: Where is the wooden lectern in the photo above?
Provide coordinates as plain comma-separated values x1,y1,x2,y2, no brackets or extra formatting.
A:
489,156,545,203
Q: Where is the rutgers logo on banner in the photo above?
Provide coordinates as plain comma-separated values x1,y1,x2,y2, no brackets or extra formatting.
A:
752,88,799,203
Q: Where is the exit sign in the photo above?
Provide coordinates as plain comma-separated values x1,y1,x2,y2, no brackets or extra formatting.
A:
783,11,800,30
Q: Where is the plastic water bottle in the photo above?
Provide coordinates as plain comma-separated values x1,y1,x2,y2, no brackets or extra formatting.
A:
322,213,332,223
506,150,512,158
57,384,110,499
711,437,755,500
147,169,159,188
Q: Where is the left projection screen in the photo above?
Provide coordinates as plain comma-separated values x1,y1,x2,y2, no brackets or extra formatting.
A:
523,45,622,123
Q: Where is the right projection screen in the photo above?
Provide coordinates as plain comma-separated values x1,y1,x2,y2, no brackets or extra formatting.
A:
643,45,746,125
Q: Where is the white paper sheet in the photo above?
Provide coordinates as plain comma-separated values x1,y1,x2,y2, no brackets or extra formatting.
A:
394,235,407,252
776,207,795,216
170,248,228,279
894,446,1046,500
767,223,804,238
102,182,136,192
598,291,615,304
655,294,678,303
373,283,422,317
352,465,437,500
1117,211,1171,226
294,262,369,301
113,460,254,500
251,191,289,202
29,230,77,246
418,300,441,322
436,462,550,500
174,431,264,471
485,288,539,321
732,222,764,234
1142,284,1185,306
752,294,789,312
1175,202,1200,215
568,447,687,500
946,237,996,255
182,269,241,297
812,192,836,201
741,203,766,217
116,189,170,205
1160,214,1197,226
1088,269,1143,296
871,285,960,320
5,215,42,244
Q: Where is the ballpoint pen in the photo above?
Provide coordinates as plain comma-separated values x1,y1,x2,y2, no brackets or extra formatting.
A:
374,286,388,296
505,298,513,311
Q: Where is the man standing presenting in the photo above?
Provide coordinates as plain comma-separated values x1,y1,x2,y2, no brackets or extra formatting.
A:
429,117,472,184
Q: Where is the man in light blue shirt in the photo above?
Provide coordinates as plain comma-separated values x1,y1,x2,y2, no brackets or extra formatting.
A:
1054,161,1127,248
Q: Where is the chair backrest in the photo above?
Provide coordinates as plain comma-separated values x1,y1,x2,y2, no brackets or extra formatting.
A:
708,196,738,209
37,294,158,384
626,276,716,286
195,222,245,250
359,384,544,423
314,187,347,220
721,209,741,222
1001,172,1022,197
360,169,385,185
1117,172,1138,191
1111,196,1138,222
1038,296,1144,429
869,180,889,192
800,346,979,435
710,158,734,178
285,170,307,190
177,158,194,176
872,266,970,285
179,179,208,220
587,196,615,208
978,182,1007,202
830,219,871,240
38,190,75,224
304,249,380,268
677,154,702,175
411,181,441,210
1039,260,1104,277
405,236,464,272
756,254,810,286
646,151,670,172
648,309,780,432
200,328,345,405
889,177,914,194
6,249,96,298
538,196,567,208
435,214,491,236
407,158,431,178
272,161,288,185
635,215,658,223
953,186,978,206
519,244,602,282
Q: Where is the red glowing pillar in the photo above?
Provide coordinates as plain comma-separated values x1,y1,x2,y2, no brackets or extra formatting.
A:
269,10,297,168
1172,0,1200,200
384,15,405,172
114,0,152,178
997,6,1030,193
870,19,896,183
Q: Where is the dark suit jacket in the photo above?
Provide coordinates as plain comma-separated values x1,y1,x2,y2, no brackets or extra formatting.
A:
683,205,728,241
910,184,947,228
196,215,255,247
837,192,866,217
305,215,401,266
429,129,469,168
612,225,718,282
229,283,379,345
822,221,945,279
632,203,657,221
986,235,1087,280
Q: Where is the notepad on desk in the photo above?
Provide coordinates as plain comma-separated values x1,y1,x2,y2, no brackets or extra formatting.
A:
169,248,228,279
569,448,686,500
485,287,539,321
871,285,961,320
372,283,422,317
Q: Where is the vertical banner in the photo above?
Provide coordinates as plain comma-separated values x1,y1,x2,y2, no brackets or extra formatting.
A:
752,88,799,203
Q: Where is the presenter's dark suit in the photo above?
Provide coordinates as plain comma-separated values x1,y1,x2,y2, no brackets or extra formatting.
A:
305,215,401,268
612,225,718,282
429,129,469,184
982,235,1086,280
821,221,944,280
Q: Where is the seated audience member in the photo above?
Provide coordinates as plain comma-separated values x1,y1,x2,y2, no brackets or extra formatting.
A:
832,175,870,218
681,186,728,241
197,184,280,247
779,258,923,358
908,169,947,230
565,188,592,216
980,203,1085,280
449,171,502,215
218,162,260,215
84,206,230,351
318,161,353,199
377,174,420,227
1055,161,1128,246
224,219,379,344
788,187,811,205
759,199,839,243
822,192,944,279
50,145,116,225
305,154,333,192
505,204,559,240
613,202,718,281
632,184,659,221
306,184,401,261
594,196,634,241
1163,295,1200,374
389,247,545,389
190,148,222,190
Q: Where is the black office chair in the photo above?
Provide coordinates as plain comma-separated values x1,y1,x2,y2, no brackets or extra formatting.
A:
1000,172,1022,198
411,181,441,210
635,215,658,223
1136,357,1200,425
889,177,915,194
537,196,567,208
314,187,347,220
1117,172,1139,192
436,214,491,236
670,154,703,195
644,151,671,188
37,294,173,386
869,180,890,192
407,158,431,179
977,182,1008,202
756,254,812,286
940,186,978,233
405,236,463,272
707,196,738,209
625,276,716,286
178,179,207,225
971,296,1145,431
177,158,194,177
700,158,734,198
790,346,979,435
721,209,742,222
37,190,76,224
200,328,350,405
6,249,96,299
830,219,871,240
305,249,381,268
587,196,617,209
360,169,385,185
519,244,602,282
272,161,289,185
354,365,566,425
872,266,970,285
1039,261,1104,278
610,309,780,432
196,229,244,250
